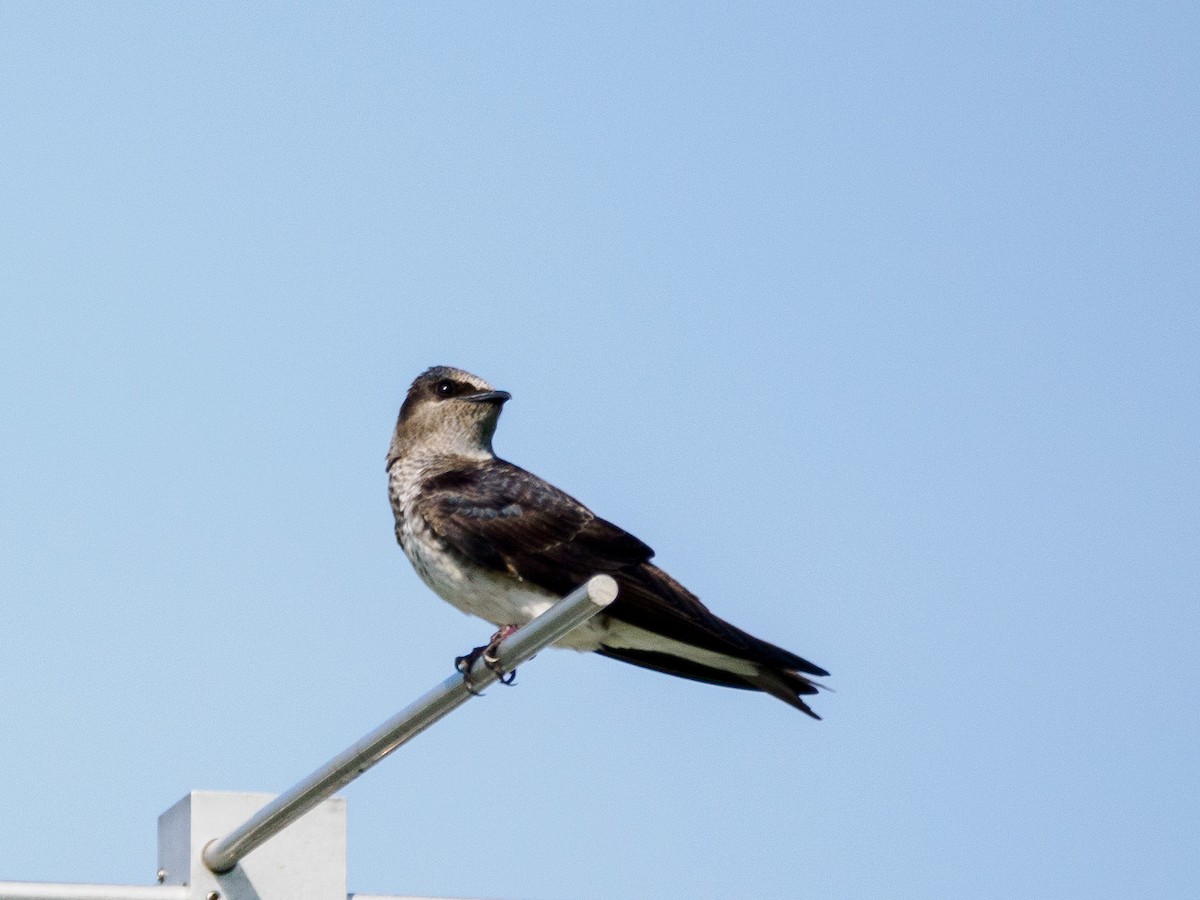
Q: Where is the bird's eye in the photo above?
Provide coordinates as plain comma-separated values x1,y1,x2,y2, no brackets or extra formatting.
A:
435,379,455,398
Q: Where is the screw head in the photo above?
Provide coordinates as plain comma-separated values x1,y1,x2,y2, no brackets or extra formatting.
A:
207,892,220,900
156,869,166,884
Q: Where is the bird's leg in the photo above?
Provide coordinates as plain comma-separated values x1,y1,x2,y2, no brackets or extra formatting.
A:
484,624,519,685
455,624,520,691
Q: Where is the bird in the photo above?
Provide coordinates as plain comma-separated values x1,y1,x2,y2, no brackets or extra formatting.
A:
386,365,829,718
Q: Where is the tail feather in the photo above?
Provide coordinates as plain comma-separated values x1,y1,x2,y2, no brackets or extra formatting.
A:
596,645,825,719
608,566,830,678
743,668,823,720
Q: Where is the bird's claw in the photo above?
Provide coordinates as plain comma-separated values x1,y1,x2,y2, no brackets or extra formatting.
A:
481,644,517,686
485,625,519,685
455,645,490,694
456,625,520,690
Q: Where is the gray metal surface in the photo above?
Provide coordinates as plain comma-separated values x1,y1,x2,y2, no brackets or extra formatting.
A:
201,575,618,874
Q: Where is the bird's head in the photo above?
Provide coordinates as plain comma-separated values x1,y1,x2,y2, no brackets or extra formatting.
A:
388,366,511,466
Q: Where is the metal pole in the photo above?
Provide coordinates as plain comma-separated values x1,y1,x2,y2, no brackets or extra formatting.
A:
201,575,618,874
0,884,188,900
0,887,469,900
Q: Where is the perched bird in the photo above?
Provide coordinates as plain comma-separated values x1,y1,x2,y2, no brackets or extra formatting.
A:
386,365,829,717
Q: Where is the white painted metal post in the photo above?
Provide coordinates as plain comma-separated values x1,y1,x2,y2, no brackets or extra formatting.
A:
201,575,618,874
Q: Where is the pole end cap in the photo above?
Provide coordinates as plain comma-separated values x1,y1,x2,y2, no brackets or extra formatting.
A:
586,574,618,607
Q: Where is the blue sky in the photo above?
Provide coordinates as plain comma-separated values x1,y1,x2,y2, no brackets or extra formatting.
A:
1,4,1197,898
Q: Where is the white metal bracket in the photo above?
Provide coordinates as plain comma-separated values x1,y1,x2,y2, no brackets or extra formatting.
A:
159,791,346,900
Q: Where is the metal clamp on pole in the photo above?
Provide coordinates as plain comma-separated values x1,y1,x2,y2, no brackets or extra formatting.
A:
201,575,618,875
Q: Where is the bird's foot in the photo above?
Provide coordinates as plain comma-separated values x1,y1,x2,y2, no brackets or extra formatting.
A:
484,624,519,685
455,624,520,691
482,624,520,686
455,645,490,694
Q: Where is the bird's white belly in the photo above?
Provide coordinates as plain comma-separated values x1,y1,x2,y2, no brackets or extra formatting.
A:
400,512,560,628
391,462,609,651
397,506,755,670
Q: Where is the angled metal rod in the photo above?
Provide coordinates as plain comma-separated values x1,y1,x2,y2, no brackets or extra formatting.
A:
201,575,618,874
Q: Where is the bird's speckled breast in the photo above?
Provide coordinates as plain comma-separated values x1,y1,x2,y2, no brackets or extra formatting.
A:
387,456,566,629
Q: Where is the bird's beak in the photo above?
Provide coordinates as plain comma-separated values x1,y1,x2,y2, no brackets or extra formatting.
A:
465,389,511,405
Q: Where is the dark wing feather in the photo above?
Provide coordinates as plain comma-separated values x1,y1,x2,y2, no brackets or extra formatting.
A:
418,458,828,680
416,459,653,593
604,564,830,677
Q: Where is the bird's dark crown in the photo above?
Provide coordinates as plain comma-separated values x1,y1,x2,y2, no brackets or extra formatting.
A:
388,365,509,467
398,365,496,423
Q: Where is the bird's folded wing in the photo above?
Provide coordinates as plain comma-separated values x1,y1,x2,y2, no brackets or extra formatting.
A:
416,459,654,591
418,458,827,679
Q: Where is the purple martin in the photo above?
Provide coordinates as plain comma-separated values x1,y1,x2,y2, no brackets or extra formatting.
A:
387,366,829,717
